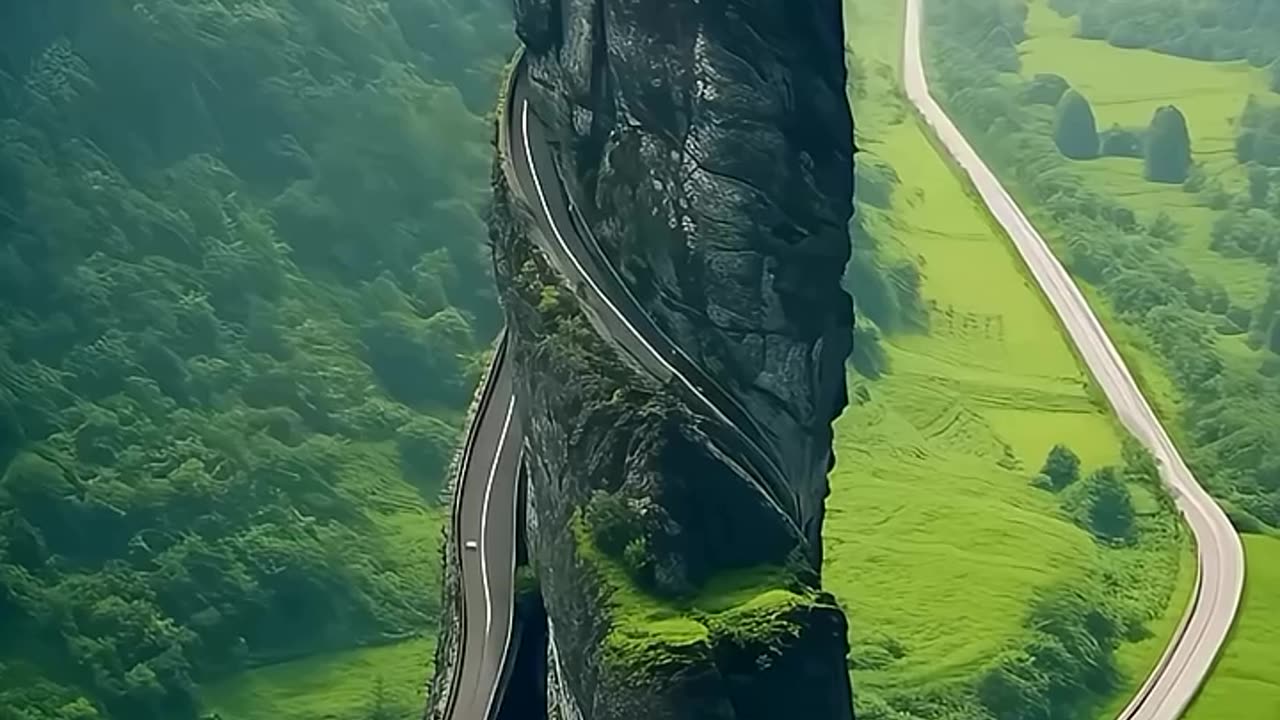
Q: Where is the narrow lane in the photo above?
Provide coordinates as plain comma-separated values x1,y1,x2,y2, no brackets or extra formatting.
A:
900,1,1244,717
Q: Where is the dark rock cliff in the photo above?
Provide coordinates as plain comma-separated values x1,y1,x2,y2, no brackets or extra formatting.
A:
513,0,855,552
477,0,857,717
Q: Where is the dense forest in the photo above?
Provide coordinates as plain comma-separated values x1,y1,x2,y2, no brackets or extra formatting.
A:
926,0,1280,532
0,2,509,719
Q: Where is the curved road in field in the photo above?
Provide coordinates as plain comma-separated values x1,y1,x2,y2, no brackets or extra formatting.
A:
901,0,1244,717
444,52,812,720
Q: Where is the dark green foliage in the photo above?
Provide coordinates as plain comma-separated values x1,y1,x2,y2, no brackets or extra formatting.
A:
1053,90,1100,160
1036,444,1081,491
1249,164,1276,207
0,1,510,718
1144,105,1193,183
1065,467,1137,543
396,417,459,496
1051,0,1280,66
1099,125,1143,158
1211,208,1280,261
1238,99,1280,168
1023,73,1070,105
584,490,646,556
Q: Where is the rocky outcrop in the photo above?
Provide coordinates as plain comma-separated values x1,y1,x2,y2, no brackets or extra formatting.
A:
480,0,857,716
514,0,855,551
490,170,854,718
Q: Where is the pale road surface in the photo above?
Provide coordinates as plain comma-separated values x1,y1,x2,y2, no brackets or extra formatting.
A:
901,0,1244,718
445,333,523,720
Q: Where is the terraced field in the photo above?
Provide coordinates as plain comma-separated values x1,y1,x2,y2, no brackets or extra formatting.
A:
827,0,1190,711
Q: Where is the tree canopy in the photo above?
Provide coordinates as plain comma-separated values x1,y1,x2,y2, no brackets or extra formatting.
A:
1144,105,1193,183
0,1,511,718
1054,90,1100,159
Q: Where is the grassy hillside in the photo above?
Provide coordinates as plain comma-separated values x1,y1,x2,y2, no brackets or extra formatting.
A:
826,0,1189,717
1185,535,1280,719
918,0,1280,714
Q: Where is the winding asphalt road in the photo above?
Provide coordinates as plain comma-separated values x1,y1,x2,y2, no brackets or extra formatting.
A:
445,332,523,720
901,0,1245,717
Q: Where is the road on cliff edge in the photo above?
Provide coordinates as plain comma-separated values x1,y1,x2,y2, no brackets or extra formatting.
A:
901,0,1245,718
445,53,816,720
447,332,523,720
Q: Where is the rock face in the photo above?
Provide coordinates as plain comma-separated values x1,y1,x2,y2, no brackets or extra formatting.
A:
483,0,857,717
514,0,855,551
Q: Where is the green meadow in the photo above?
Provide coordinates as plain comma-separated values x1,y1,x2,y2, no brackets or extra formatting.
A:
1020,0,1274,309
828,0,1188,711
1185,535,1280,720
201,637,436,720
1006,3,1280,714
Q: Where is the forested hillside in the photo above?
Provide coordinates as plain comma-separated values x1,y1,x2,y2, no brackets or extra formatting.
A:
0,2,509,719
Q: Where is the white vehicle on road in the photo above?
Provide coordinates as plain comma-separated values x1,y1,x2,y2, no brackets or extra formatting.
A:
464,540,479,551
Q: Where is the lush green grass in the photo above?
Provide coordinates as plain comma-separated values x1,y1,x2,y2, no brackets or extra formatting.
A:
1019,0,1274,308
201,637,436,720
1185,535,1280,720
830,0,1189,706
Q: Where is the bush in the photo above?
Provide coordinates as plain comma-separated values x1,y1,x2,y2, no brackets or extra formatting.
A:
1024,73,1070,105
1144,105,1192,183
1065,467,1137,542
1054,90,1100,160
1037,444,1081,491
584,490,645,556
396,416,458,494
1099,124,1143,158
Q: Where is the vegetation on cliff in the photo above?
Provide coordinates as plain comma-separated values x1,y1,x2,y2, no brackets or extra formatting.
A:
0,2,509,719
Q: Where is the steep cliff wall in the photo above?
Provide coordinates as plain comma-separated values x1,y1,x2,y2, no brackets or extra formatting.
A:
491,171,854,719
480,0,858,716
513,0,855,550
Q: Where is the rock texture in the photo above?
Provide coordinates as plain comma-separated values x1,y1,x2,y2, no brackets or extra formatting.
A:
514,0,855,551
490,175,854,718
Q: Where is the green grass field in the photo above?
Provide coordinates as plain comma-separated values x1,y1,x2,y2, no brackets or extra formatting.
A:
1019,0,1274,309
201,637,436,720
830,0,1188,708
1185,535,1280,719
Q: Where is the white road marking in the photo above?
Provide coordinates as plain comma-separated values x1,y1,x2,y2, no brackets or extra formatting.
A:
480,396,517,640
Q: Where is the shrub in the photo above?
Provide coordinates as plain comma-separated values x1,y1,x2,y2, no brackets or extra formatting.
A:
1099,124,1143,158
1065,467,1136,542
396,416,458,494
1053,90,1100,160
1038,444,1081,491
1023,73,1069,105
1144,105,1192,183
584,490,645,556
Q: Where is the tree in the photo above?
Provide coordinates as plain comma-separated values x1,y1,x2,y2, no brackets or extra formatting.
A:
1053,90,1100,160
1099,125,1142,158
1023,73,1070,105
1144,105,1192,183
1067,467,1136,542
1037,444,1081,491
